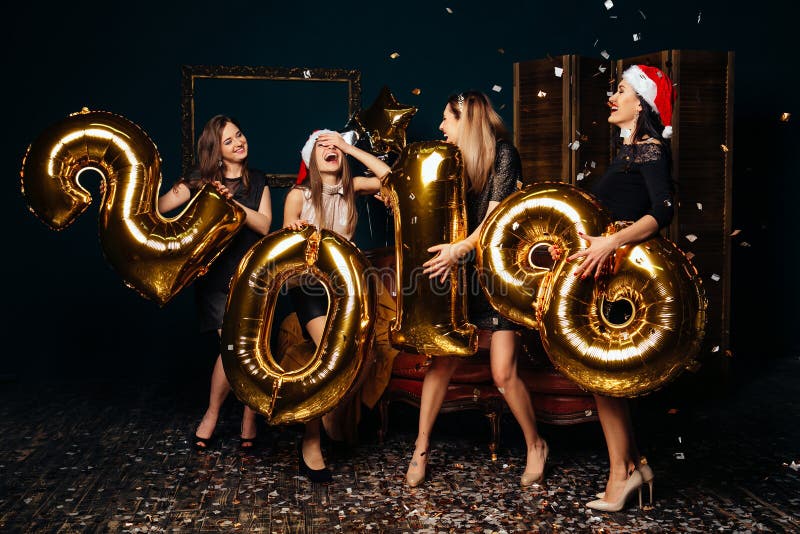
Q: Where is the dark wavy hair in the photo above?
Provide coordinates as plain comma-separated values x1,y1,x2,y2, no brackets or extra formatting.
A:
185,114,251,192
627,97,673,172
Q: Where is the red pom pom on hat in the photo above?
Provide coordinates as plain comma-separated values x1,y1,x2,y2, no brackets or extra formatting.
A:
622,64,676,138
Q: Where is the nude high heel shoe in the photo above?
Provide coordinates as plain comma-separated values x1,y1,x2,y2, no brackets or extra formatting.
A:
520,440,549,486
596,458,654,504
406,449,429,487
586,468,644,512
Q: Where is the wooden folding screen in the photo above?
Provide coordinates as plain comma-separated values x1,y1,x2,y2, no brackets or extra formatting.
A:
514,50,734,358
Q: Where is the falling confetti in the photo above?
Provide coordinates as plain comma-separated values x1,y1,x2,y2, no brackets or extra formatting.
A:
445,7,453,14
696,202,703,210
741,241,751,247
720,144,729,152
537,90,547,98
576,172,585,181
711,346,720,353
730,229,741,236
685,234,698,242
598,65,607,73
639,9,647,19
389,52,400,59
492,85,502,92
600,50,610,59
604,0,614,9
780,112,791,122
554,67,563,77
633,33,642,42
302,69,312,79
710,273,720,282
569,140,581,151
411,88,421,95
593,38,599,47
685,251,695,260
697,11,702,23
498,48,505,54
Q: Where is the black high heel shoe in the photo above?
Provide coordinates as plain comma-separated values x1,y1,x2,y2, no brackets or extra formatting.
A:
297,441,332,483
193,432,218,451
239,422,259,452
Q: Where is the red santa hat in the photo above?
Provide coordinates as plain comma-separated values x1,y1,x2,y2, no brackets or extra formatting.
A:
621,64,676,138
297,129,357,183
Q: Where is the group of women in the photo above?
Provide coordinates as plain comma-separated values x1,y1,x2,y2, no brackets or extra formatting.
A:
158,64,676,512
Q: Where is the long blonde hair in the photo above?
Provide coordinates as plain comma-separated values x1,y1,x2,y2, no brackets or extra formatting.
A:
296,144,357,234
447,91,509,193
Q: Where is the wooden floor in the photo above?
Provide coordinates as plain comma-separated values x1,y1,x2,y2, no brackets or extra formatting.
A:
0,357,798,533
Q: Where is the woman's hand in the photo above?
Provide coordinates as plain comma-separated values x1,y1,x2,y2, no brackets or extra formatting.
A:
211,181,233,200
285,219,310,231
423,241,472,282
566,232,618,279
316,131,351,155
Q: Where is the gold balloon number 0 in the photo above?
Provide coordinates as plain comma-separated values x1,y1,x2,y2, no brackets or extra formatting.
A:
20,109,246,305
479,182,707,397
221,226,377,424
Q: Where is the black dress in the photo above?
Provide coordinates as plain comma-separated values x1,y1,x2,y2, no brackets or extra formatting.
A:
466,140,523,332
589,142,674,228
181,169,268,332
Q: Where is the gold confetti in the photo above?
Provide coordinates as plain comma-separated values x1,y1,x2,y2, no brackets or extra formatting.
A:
730,229,741,236
720,144,729,152
411,88,421,95
780,112,791,122
537,90,547,98
389,52,400,59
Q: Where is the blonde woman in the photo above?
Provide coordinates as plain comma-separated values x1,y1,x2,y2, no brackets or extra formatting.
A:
406,91,548,487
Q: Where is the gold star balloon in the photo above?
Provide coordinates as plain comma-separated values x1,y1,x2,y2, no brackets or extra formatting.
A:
347,85,417,155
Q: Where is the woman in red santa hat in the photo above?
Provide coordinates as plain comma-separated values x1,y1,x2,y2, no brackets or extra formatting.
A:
563,64,676,511
283,129,390,482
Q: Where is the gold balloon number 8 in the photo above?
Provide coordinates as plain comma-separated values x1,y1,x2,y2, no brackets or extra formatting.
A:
479,182,707,398
20,109,246,305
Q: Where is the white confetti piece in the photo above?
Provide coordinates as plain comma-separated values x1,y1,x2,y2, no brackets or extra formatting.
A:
697,11,702,23
604,0,614,9
711,346,720,352
585,409,593,416
730,229,741,236
685,234,698,242
593,38,599,47
711,273,720,281
607,91,614,97
740,241,751,247
600,50,610,59
302,69,311,79
598,65,607,73
633,33,641,42
512,221,520,231
389,52,400,59
554,67,563,77
569,140,580,151
408,193,415,200
227,344,233,350
411,216,417,224
638,9,647,19
492,84,502,92
576,172,585,181
675,452,685,460
790,461,799,471
696,202,703,210
445,7,453,14
537,90,547,97
590,161,597,168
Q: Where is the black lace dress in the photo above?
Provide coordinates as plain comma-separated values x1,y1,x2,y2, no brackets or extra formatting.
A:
589,142,674,228
465,139,523,331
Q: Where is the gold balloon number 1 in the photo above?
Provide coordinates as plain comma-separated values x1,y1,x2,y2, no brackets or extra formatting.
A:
20,109,246,305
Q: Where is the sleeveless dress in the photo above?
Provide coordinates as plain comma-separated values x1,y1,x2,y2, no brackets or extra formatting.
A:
290,182,355,325
181,169,268,332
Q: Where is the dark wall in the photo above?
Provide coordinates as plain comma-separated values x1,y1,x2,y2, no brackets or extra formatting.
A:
4,1,797,383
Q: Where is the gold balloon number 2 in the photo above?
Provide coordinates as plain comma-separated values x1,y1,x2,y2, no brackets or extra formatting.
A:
20,109,246,305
